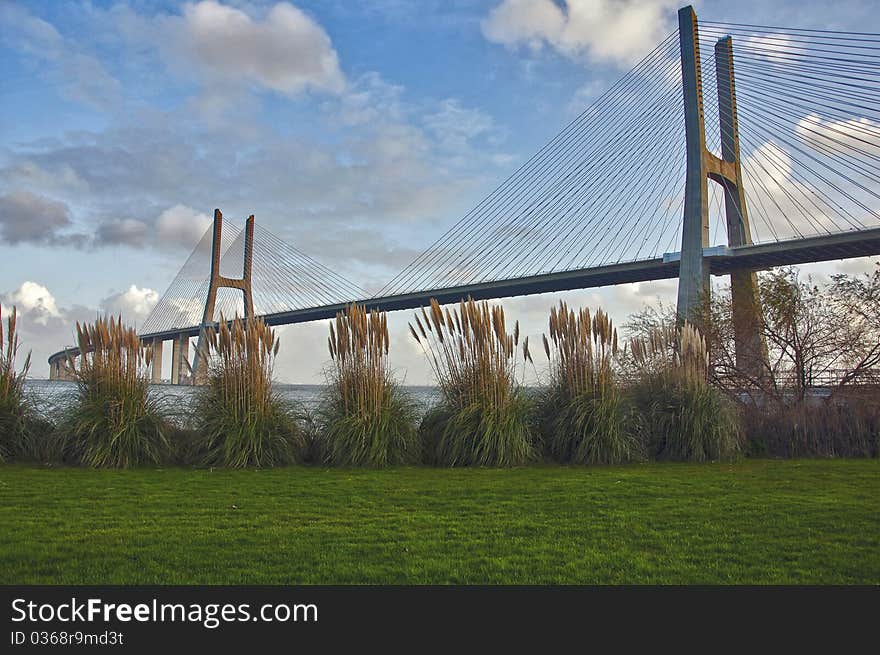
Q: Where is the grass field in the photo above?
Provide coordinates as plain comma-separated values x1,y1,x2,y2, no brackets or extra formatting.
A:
0,460,877,584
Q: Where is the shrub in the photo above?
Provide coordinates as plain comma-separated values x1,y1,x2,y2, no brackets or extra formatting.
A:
189,316,305,468
742,395,879,458
411,298,534,466
629,322,741,461
538,302,641,465
0,306,39,461
314,304,419,467
59,316,172,468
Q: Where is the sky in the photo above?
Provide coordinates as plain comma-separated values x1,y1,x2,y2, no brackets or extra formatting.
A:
1,0,878,383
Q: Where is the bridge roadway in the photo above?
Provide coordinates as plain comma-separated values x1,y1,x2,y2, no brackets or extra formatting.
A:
48,226,880,369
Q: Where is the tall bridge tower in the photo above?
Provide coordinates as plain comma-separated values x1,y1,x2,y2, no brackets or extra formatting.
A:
677,5,767,378
191,209,256,383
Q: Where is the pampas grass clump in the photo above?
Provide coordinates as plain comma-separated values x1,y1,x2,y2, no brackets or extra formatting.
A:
629,322,741,461
189,316,305,468
0,306,40,461
538,302,641,465
314,304,419,466
411,298,534,467
59,316,171,468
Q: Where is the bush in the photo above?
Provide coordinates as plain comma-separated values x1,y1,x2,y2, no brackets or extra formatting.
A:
538,302,642,465
58,317,172,468
411,298,534,467
188,316,306,468
629,322,741,461
314,305,420,467
743,396,879,458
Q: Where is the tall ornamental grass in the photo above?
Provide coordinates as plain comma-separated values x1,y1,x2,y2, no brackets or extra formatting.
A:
189,316,305,468
629,322,741,461
538,302,641,464
315,304,419,466
410,298,533,467
59,316,171,468
0,306,38,461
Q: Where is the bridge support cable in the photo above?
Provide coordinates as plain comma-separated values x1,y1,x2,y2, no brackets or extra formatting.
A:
697,21,880,244
375,33,689,297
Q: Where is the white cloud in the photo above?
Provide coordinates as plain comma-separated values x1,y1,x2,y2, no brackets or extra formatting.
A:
174,1,345,95
331,72,405,127
0,280,164,377
424,99,498,152
0,3,509,274
740,140,831,240
2,281,61,325
745,33,804,64
156,204,213,249
742,116,880,241
92,206,212,251
482,0,679,67
795,113,880,159
482,0,566,54
100,285,160,323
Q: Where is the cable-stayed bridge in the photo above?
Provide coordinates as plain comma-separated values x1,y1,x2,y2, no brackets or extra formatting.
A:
49,6,880,383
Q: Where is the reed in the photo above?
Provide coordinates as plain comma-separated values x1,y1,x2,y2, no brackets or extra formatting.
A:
0,306,37,461
629,321,741,461
538,302,641,464
315,304,419,466
410,298,534,466
189,316,305,468
59,316,171,468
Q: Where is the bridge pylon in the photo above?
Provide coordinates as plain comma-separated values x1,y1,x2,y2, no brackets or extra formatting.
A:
191,209,256,384
676,5,768,381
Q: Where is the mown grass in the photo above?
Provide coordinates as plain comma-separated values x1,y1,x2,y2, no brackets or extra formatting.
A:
0,460,877,584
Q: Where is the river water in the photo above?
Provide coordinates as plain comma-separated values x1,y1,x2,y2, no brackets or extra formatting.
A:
23,379,442,423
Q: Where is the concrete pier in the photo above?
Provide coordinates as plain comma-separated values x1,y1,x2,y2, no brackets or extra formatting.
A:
151,337,163,383
171,334,188,385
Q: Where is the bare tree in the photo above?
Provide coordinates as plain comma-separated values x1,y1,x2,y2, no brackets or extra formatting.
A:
827,263,880,388
624,264,880,403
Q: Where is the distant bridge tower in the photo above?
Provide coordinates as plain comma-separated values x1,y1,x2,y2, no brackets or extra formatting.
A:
677,5,767,379
191,209,256,384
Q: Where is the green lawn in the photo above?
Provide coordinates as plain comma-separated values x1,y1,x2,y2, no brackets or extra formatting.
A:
0,460,877,584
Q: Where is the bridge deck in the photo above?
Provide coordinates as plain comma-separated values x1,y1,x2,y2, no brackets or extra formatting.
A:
48,226,880,365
